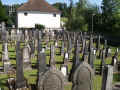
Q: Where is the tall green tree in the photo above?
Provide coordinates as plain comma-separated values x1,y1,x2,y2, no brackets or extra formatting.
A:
0,0,7,22
66,0,89,31
101,0,120,35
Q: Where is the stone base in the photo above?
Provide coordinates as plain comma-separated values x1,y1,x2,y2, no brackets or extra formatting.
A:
16,80,26,89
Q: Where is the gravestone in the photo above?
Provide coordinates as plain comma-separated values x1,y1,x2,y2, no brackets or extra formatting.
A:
81,37,86,54
61,41,64,56
89,34,93,51
11,29,16,41
37,52,47,88
105,47,111,58
1,22,6,31
38,52,47,74
89,48,94,69
63,52,69,64
69,40,80,81
2,42,10,72
2,43,9,61
101,65,113,90
16,41,26,89
111,53,118,72
2,30,7,42
24,30,29,42
60,65,68,76
68,37,72,55
72,40,80,69
100,49,106,74
29,41,35,59
38,38,42,53
49,45,56,69
104,40,107,49
4,61,11,73
96,35,101,51
54,40,58,48
38,68,64,90
72,61,94,90
22,46,31,70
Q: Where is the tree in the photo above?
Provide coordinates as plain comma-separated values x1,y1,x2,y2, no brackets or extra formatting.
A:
101,0,120,35
0,0,8,22
65,0,89,31
52,3,68,17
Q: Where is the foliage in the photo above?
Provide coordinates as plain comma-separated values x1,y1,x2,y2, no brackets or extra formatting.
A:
65,0,89,31
4,4,21,27
0,0,8,22
100,0,120,36
52,2,69,17
35,24,45,30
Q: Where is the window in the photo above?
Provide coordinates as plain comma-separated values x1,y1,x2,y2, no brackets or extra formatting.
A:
24,12,28,16
53,13,56,17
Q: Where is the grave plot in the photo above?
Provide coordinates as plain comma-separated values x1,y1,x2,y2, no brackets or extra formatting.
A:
0,29,120,90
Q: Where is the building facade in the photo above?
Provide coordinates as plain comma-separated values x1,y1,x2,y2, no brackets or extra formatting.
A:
17,0,61,29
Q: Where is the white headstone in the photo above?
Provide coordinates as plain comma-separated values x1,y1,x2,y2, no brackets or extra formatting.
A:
65,53,69,59
61,66,68,76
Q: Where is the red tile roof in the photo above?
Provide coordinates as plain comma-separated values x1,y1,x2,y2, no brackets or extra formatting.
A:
17,0,61,13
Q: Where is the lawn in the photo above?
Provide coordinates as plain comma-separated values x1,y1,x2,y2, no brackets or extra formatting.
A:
0,40,120,90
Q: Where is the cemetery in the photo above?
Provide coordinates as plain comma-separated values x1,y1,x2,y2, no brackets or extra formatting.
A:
0,0,120,90
0,25,119,90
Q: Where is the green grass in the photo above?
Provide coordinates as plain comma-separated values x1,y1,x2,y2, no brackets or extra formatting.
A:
0,41,120,90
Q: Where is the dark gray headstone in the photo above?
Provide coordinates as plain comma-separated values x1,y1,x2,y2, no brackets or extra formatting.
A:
101,65,113,90
49,45,56,69
16,42,26,88
111,53,118,72
72,61,94,90
88,48,94,69
38,52,47,74
38,68,64,90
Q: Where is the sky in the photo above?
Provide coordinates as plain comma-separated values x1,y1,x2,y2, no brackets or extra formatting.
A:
1,0,102,6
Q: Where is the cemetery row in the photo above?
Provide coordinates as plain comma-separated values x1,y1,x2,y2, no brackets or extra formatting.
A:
0,23,120,90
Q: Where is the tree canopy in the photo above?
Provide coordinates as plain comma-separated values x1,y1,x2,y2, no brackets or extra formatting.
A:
0,0,8,22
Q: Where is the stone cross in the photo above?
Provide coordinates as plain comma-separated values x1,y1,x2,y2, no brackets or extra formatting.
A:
101,65,113,90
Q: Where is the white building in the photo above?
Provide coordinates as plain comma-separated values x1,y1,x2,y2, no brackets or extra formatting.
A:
17,0,61,30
